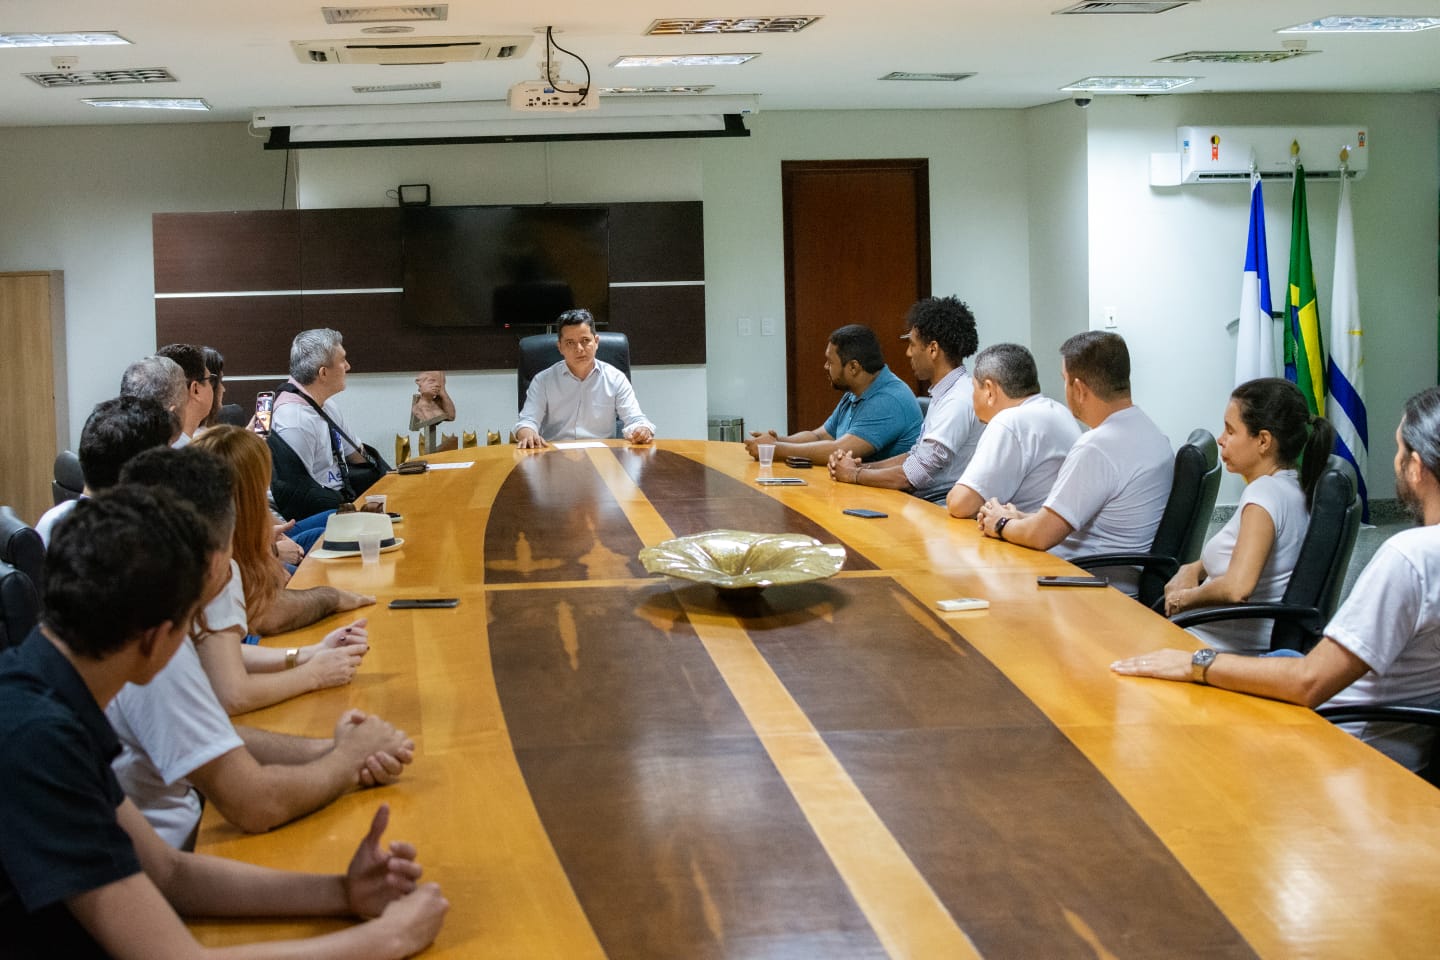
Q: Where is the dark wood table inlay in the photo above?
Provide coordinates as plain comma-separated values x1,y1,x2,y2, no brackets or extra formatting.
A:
739,577,1258,959
611,447,878,571
487,584,887,959
485,450,650,583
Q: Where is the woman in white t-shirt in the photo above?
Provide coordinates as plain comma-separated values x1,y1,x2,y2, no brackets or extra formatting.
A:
1164,378,1336,653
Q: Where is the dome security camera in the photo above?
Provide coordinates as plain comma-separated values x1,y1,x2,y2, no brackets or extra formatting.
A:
1073,94,1093,109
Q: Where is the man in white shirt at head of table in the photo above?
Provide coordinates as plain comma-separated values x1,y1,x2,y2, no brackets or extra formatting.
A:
514,309,655,449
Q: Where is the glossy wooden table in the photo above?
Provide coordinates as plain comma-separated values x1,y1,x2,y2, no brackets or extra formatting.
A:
193,441,1440,958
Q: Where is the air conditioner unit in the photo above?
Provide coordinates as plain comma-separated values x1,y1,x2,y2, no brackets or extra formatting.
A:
292,35,532,65
1177,125,1367,183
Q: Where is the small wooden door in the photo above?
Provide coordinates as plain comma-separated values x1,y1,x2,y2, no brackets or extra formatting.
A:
781,160,930,433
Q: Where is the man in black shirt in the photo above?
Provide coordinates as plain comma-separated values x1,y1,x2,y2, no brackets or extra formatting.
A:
0,486,447,959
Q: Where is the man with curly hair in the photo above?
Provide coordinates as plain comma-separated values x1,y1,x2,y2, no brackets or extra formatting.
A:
827,296,984,503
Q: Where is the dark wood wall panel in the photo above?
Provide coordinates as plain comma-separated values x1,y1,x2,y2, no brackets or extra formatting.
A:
153,202,704,371
300,208,402,289
153,211,301,292
609,285,706,365
609,202,704,282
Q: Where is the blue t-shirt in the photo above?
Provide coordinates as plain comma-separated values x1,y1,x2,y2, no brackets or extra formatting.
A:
822,365,923,461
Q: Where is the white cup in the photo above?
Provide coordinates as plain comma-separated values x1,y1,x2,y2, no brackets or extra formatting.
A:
365,493,388,512
757,444,776,468
357,531,382,564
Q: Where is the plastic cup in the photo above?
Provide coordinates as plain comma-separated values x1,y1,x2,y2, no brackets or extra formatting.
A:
358,531,382,564
757,444,776,468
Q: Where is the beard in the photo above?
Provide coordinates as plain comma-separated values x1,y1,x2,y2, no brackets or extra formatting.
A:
1397,468,1425,525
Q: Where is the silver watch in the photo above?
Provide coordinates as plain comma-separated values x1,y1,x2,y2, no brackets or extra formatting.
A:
1191,648,1218,684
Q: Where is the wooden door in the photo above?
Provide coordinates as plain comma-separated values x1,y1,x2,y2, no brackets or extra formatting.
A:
782,160,929,433
0,272,66,524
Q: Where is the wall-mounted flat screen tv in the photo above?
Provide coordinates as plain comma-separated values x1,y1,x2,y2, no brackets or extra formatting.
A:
400,205,609,329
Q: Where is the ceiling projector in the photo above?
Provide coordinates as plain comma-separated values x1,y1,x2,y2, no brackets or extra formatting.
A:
508,79,599,112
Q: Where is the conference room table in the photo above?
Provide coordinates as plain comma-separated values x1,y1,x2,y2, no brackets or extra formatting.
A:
192,440,1440,958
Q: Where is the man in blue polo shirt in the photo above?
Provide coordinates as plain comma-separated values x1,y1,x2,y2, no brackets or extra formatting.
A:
744,324,922,465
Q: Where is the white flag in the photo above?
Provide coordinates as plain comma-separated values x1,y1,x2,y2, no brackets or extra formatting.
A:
1327,172,1370,521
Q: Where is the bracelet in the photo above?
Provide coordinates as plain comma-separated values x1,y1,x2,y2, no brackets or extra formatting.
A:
853,464,866,484
285,648,300,670
994,516,1010,541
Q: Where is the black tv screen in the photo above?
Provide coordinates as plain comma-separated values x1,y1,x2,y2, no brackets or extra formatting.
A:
400,205,609,329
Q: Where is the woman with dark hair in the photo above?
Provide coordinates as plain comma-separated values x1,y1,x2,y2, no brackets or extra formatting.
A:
201,346,225,429
1163,378,1336,652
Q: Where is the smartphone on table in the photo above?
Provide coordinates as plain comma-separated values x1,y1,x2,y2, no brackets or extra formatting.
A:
1036,575,1108,588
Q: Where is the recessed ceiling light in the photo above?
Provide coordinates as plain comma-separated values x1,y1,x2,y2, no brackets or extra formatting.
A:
0,31,131,47
612,53,759,68
646,17,820,35
322,5,448,24
1054,1,1195,13
880,71,975,82
352,80,441,93
82,98,210,111
600,84,715,94
25,68,177,88
1061,76,1197,92
1279,16,1440,33
1156,49,1311,64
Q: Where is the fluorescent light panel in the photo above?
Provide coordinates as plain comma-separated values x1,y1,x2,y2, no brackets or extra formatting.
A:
1054,1,1194,13
1279,16,1440,33
1157,49,1310,64
612,53,758,67
83,97,210,111
25,68,177,88
1062,76,1196,92
646,16,820,34
0,31,130,47
880,71,975,82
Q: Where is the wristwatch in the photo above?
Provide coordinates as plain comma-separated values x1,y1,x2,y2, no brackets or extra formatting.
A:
1191,648,1218,684
285,648,300,670
994,516,1010,541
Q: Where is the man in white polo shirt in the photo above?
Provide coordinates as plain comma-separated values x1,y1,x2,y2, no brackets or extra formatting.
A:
977,331,1172,596
948,343,1080,519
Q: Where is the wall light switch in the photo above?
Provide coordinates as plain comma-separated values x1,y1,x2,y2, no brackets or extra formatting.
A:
760,317,776,336
738,317,753,337
1103,306,1118,329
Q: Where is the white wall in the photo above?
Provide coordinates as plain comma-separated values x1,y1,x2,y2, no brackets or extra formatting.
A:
1085,93,1440,502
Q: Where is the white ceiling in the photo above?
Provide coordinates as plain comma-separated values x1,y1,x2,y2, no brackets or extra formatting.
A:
1,1,1438,128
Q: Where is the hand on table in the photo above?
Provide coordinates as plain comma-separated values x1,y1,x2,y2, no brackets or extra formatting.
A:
976,498,1022,539
1110,648,1194,683
516,427,548,450
625,425,654,445
743,430,779,461
828,449,864,484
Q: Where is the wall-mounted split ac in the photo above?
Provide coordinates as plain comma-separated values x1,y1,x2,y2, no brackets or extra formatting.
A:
1151,125,1367,186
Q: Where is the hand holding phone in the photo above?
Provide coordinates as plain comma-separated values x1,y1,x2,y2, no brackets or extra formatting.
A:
253,391,274,434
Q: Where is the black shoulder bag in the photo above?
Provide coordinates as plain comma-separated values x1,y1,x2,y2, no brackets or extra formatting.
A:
274,383,392,500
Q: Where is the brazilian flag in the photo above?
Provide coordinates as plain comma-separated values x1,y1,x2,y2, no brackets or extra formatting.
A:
1285,167,1325,415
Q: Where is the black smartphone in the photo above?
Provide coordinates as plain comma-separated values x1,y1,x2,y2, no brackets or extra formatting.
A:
843,508,888,519
1036,575,1108,588
785,456,813,468
388,598,461,609
757,477,806,485
253,391,274,433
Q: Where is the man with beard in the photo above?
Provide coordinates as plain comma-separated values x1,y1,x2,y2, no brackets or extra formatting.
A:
744,324,922,465
828,297,985,504
1113,385,1440,773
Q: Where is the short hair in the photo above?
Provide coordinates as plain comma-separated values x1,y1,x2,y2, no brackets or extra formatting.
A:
556,308,596,338
119,446,236,552
290,328,344,385
1400,385,1440,483
157,343,208,384
972,343,1041,399
120,355,187,423
1059,331,1130,401
904,296,979,368
828,324,886,375
43,485,213,660
77,397,174,491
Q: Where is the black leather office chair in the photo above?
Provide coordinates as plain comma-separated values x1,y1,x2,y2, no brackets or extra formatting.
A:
1170,455,1362,653
0,505,45,596
53,450,84,504
1315,704,1440,788
0,559,41,651
1072,428,1222,610
516,331,633,433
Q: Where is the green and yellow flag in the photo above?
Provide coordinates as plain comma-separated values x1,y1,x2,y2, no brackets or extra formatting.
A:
1285,166,1325,415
